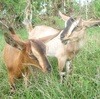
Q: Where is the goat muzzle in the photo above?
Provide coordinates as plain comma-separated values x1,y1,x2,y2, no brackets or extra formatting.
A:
61,39,69,45
47,66,51,73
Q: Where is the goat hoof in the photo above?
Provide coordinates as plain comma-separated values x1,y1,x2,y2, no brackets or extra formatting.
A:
10,89,16,95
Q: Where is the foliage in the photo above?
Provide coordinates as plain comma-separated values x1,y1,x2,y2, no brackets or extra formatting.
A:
0,0,26,14
0,0,100,29
92,0,100,18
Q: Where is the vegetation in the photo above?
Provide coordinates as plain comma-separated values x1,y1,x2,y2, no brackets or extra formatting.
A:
0,0,100,29
0,0,100,99
0,22,100,99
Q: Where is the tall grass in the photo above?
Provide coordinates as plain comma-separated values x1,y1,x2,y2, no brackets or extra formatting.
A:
0,26,100,99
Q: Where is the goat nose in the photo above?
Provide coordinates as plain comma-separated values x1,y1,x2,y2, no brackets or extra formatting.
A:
47,66,51,73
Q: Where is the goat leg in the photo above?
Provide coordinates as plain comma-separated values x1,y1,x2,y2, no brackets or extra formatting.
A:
59,60,72,83
10,85,16,95
58,58,66,84
66,60,72,77
8,73,16,94
22,70,30,88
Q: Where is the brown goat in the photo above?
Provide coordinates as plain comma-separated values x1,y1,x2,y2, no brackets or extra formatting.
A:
2,27,51,94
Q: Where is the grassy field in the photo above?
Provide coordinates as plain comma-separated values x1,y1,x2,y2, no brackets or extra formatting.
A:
0,24,100,99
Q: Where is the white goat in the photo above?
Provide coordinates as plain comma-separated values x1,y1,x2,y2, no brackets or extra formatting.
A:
23,11,100,83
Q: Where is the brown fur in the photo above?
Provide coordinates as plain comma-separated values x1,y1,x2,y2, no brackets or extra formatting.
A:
2,27,51,93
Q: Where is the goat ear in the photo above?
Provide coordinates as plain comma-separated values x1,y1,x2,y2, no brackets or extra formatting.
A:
83,20,100,28
30,40,46,54
59,11,70,21
76,17,83,26
38,33,59,43
8,27,24,43
4,33,25,50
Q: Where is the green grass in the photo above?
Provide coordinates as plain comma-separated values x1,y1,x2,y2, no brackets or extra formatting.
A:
0,25,100,99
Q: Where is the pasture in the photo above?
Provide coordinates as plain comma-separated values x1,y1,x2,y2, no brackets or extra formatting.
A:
0,23,100,98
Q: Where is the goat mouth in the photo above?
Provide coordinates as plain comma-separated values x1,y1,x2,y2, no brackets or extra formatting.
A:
61,39,69,44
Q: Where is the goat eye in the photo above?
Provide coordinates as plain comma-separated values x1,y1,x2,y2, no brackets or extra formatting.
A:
76,25,79,29
29,54,37,59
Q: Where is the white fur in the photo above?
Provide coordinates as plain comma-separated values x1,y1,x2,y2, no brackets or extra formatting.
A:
24,23,85,83
67,19,80,36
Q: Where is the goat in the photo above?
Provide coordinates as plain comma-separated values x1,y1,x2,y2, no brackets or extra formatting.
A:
2,27,51,94
23,11,100,83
